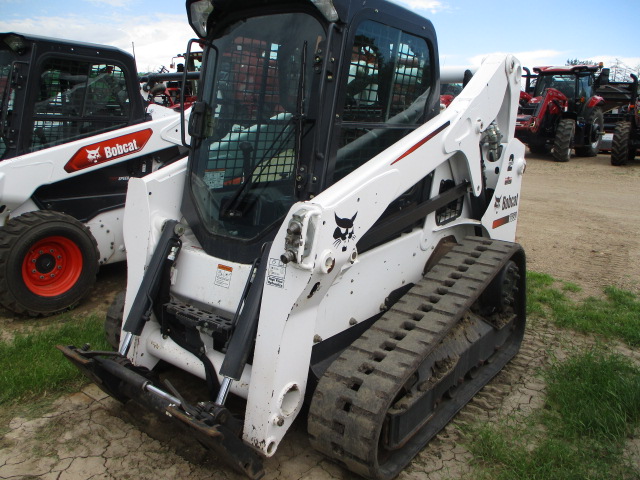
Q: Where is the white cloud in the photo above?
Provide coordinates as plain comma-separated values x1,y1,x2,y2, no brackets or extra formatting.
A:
0,14,194,72
465,50,568,69
389,0,448,14
86,0,130,7
594,56,640,71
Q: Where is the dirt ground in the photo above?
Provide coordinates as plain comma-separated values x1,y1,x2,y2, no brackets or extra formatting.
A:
517,153,640,298
1,152,639,480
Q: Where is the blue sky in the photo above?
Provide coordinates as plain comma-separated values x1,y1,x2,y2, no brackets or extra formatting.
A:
1,0,638,75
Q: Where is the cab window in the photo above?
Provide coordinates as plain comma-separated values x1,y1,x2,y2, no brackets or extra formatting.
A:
332,20,433,182
29,58,130,152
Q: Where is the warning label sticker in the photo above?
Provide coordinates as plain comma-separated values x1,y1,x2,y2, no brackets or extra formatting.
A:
266,258,286,288
204,169,225,189
215,264,233,288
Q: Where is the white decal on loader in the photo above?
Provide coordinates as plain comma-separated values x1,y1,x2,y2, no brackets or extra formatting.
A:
104,140,139,159
215,264,233,289
501,194,519,210
267,258,286,288
86,147,102,162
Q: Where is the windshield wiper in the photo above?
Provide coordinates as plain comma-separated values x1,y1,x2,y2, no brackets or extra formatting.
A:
219,116,296,218
220,41,309,219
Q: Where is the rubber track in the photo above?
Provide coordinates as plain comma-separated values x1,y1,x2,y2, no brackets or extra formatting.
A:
308,236,524,480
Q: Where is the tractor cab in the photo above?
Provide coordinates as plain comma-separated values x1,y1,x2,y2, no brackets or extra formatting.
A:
532,65,604,115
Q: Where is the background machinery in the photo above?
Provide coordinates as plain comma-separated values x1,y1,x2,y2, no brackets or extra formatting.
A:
61,0,527,478
605,74,639,165
516,64,610,161
0,32,191,315
142,52,202,111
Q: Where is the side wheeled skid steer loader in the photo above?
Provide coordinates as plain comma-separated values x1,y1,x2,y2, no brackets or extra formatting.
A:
0,33,193,316
60,0,527,478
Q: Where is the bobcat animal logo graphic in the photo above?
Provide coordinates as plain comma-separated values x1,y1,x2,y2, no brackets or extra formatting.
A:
494,195,502,212
85,147,102,163
333,212,357,252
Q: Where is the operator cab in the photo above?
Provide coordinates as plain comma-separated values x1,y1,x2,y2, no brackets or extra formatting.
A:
0,32,145,161
184,0,440,262
0,33,184,226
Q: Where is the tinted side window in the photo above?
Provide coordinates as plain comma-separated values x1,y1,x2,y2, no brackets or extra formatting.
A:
29,59,130,152
333,20,432,182
578,75,591,98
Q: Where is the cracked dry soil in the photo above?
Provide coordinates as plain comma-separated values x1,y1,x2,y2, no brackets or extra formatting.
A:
1,153,639,480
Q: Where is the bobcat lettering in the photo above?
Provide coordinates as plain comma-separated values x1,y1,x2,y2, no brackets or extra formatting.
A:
104,139,139,159
501,194,518,210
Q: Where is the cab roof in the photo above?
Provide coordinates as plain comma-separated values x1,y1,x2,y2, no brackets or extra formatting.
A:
1,32,133,59
533,65,600,75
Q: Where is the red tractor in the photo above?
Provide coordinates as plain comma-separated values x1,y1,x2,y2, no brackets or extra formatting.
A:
516,65,610,161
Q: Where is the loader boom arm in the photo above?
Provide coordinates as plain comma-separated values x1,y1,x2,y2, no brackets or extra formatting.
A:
245,53,525,454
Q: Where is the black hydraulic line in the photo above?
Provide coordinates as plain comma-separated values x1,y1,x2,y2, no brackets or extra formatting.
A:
96,356,153,391
231,256,260,327
219,243,271,381
164,321,221,400
121,220,182,337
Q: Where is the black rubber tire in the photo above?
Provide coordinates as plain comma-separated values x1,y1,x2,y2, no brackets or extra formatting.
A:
611,121,635,166
0,211,99,316
105,290,125,350
575,108,604,157
552,118,575,162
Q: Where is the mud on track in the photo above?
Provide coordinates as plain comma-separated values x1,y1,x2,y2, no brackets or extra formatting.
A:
1,153,639,480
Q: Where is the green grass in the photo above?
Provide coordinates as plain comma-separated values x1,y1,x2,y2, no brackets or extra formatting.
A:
545,349,640,441
468,349,640,480
527,271,640,347
0,315,109,405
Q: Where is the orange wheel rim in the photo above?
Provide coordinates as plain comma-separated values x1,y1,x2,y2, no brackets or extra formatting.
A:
21,236,83,297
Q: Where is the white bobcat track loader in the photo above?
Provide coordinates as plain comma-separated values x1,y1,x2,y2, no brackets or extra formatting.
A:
60,0,527,478
0,32,193,315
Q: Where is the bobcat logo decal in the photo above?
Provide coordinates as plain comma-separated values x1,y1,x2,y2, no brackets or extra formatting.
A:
333,212,357,252
494,195,502,212
85,147,102,163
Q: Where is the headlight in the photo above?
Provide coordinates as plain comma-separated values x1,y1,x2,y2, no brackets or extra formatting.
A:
187,0,214,38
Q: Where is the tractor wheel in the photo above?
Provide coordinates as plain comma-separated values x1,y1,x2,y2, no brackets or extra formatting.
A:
105,290,125,350
611,121,635,166
575,108,604,157
552,118,575,162
0,211,99,316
